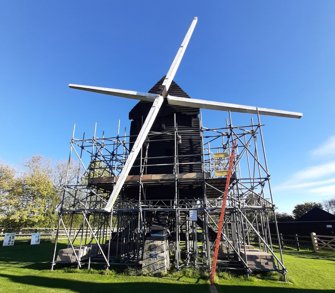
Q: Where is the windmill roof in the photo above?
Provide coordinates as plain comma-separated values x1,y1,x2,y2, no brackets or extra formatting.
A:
129,77,197,120
148,76,191,98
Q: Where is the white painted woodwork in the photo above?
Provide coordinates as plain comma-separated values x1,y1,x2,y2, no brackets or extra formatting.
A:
104,18,199,212
161,17,198,97
104,96,164,212
68,16,303,214
167,95,302,119
68,84,158,102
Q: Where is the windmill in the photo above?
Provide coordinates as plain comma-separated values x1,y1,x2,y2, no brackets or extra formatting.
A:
69,17,302,214
52,17,302,276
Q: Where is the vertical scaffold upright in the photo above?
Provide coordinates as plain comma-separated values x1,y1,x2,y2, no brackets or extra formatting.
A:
51,112,286,278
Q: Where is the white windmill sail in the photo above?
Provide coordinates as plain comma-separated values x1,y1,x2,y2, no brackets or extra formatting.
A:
167,95,302,119
102,17,198,212
68,83,302,119
69,16,302,214
68,84,158,102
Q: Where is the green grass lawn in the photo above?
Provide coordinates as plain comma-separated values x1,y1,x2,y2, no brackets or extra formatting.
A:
0,241,334,292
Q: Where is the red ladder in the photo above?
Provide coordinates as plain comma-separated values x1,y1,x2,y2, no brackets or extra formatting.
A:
210,141,237,285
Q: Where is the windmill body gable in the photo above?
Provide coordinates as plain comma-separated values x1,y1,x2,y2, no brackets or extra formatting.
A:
123,78,204,200
129,78,201,175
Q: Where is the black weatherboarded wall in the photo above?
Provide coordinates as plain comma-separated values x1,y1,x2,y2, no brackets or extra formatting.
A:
129,77,202,175
271,208,335,236
125,77,203,200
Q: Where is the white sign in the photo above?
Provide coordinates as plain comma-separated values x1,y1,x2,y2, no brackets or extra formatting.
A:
31,233,41,245
3,233,16,246
326,224,333,229
189,210,198,221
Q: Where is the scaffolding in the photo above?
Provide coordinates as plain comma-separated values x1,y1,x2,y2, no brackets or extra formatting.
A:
51,113,286,277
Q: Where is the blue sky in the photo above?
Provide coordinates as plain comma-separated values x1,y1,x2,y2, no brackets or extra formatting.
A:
0,1,335,213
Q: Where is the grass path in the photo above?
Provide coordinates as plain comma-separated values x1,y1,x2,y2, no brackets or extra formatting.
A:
0,241,334,292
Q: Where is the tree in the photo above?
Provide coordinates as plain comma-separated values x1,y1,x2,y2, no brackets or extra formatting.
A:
292,202,322,219
0,157,58,229
323,198,335,214
0,164,16,225
276,212,294,222
0,164,15,191
52,160,79,191
267,211,294,222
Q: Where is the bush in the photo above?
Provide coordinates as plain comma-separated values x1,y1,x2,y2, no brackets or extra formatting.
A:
100,269,117,276
168,267,208,279
124,267,139,276
217,271,232,280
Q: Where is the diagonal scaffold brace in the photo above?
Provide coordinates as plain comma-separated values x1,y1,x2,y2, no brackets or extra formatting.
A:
210,140,237,285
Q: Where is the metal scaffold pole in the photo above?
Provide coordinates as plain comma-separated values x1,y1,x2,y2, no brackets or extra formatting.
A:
51,114,287,277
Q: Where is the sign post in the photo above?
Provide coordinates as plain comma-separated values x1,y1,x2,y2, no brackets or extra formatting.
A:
31,233,41,245
3,233,16,246
189,210,198,221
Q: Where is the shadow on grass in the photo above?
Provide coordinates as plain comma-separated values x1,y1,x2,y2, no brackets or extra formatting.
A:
0,274,206,293
284,250,335,262
0,274,333,293
0,241,67,270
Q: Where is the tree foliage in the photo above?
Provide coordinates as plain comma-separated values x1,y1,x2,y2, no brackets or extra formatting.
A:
0,156,59,229
292,202,322,219
323,198,335,214
0,164,16,220
275,212,294,222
